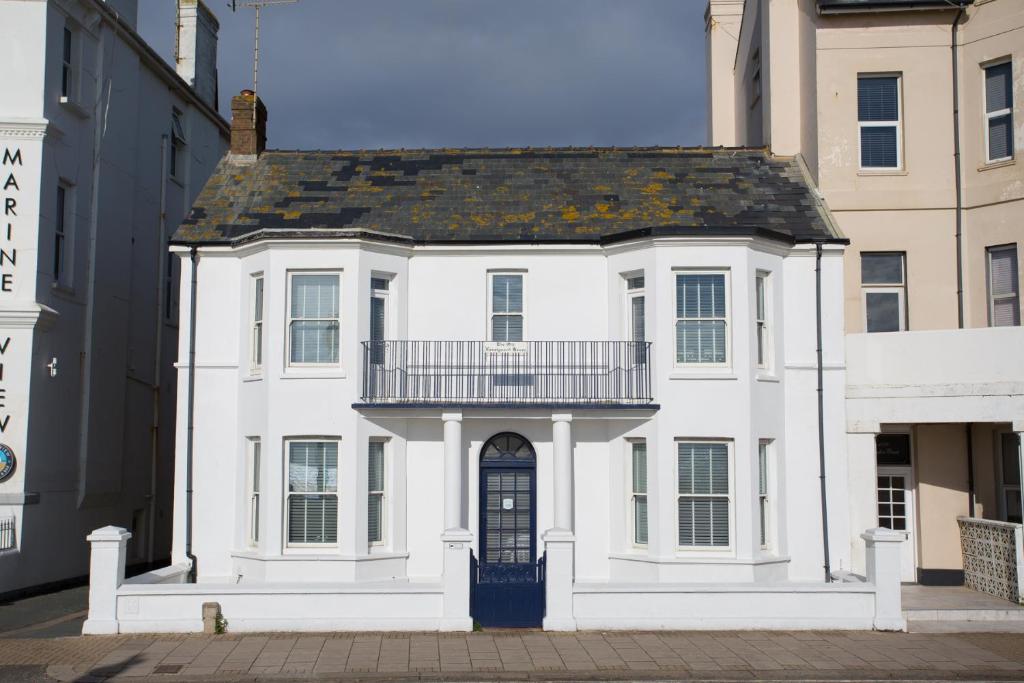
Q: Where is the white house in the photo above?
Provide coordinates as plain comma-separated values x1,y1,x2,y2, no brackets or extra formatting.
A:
0,0,227,595
81,93,910,634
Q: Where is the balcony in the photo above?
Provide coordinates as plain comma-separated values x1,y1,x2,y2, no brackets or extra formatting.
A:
358,340,654,408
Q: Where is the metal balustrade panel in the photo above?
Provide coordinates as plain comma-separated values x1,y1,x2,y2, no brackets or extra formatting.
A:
361,340,653,405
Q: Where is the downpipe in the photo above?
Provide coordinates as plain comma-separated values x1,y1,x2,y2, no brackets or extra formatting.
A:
147,134,170,565
185,247,199,582
816,242,832,582
951,3,966,328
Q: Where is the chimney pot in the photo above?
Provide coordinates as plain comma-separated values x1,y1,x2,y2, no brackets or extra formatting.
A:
231,91,268,157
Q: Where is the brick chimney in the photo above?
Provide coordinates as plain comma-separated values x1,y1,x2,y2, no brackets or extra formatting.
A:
230,90,267,157
176,0,220,110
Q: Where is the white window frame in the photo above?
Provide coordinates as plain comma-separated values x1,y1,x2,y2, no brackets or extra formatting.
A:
368,438,387,547
284,438,340,549
758,440,772,551
246,438,261,546
170,109,187,181
857,73,903,171
286,270,342,368
487,271,526,342
674,270,731,368
676,439,734,553
250,273,264,373
754,271,771,370
983,59,1014,164
861,252,907,333
370,274,391,339
628,439,648,548
987,244,1020,327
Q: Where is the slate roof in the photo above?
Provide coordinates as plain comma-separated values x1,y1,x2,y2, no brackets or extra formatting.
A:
173,147,842,246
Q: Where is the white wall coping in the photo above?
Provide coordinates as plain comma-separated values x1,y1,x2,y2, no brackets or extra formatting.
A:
117,581,443,597
607,553,791,566
573,581,875,594
230,551,410,563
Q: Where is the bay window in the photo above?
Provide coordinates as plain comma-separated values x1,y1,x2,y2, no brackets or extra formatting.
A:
630,441,648,546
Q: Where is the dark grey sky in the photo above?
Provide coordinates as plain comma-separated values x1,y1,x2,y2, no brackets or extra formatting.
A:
138,1,707,151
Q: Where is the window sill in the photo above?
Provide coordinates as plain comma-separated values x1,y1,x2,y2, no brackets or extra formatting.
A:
59,96,89,119
856,169,907,177
755,373,780,383
50,282,78,301
280,370,347,380
669,371,736,381
610,553,789,566
978,158,1015,172
242,373,263,383
233,550,409,562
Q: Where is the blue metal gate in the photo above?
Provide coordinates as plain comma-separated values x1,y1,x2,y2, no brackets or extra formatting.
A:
471,433,545,628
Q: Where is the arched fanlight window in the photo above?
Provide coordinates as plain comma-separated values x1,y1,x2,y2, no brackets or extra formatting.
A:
481,433,535,465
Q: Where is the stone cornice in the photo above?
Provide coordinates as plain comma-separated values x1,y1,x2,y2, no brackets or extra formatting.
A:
0,303,60,331
0,118,60,141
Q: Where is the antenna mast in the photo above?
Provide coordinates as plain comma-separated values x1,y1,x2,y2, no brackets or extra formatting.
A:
230,0,299,119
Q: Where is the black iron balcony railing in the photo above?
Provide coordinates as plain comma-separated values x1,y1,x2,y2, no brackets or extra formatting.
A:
360,340,653,406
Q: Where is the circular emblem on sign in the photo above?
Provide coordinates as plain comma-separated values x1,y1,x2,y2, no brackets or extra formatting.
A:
0,444,15,482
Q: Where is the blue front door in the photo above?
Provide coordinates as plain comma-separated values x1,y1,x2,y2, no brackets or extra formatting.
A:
472,433,544,628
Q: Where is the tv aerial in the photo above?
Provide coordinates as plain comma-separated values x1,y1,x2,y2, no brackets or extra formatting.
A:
229,0,299,118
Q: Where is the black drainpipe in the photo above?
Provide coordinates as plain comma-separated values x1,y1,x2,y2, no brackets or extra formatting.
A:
966,423,976,517
185,246,199,582
815,242,831,582
951,3,966,329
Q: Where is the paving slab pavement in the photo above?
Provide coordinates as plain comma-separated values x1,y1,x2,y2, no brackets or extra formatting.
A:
0,630,1016,682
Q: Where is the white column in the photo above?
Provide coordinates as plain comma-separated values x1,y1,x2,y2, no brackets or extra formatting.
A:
552,413,573,532
544,412,576,631
440,411,471,630
862,527,906,631
443,412,464,531
82,526,131,635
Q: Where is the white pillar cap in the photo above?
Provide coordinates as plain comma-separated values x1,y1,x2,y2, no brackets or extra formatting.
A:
860,527,904,543
87,526,132,542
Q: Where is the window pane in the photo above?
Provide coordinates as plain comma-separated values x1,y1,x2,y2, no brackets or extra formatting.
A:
858,77,898,122
985,62,1012,114
492,314,523,342
371,277,389,291
290,320,339,363
676,273,726,319
861,253,904,285
634,496,648,544
988,114,1013,161
755,276,765,320
289,494,338,544
865,292,901,333
758,444,768,496
288,442,338,493
631,296,645,342
370,296,386,342
368,493,383,543
632,442,647,494
368,441,385,491
678,443,728,495
253,278,264,322
678,497,730,547
291,274,339,319
627,276,645,290
676,320,727,364
861,126,899,168
492,274,522,314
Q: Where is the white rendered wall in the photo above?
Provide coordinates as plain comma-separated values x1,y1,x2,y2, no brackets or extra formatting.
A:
0,0,227,594
172,236,848,592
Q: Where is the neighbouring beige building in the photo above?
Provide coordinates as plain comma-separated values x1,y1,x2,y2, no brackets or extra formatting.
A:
707,0,1023,586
